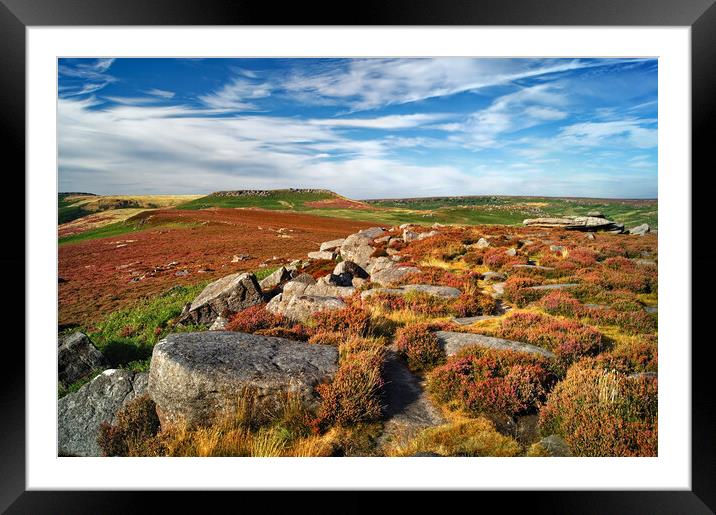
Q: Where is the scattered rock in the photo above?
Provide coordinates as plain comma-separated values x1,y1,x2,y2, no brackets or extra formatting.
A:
307,250,336,260
629,223,650,236
179,272,263,325
512,264,555,271
358,227,386,239
586,211,605,218
333,260,369,279
267,293,346,322
452,315,499,326
475,238,490,249
374,235,391,244
645,306,658,314
403,229,419,242
361,284,461,300
259,266,291,291
633,259,656,267
209,316,229,331
148,332,339,429
549,245,565,253
586,233,595,240
370,264,421,287
434,331,555,359
339,233,376,268
505,247,517,257
399,223,413,230
231,254,252,263
536,435,572,457
490,282,506,299
482,271,506,282
58,332,108,387
58,369,148,456
319,238,346,252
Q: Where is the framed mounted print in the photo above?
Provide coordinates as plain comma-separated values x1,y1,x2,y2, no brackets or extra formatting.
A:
3,0,714,511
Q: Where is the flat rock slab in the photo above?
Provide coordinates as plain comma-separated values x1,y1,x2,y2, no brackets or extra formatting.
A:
528,283,580,290
361,284,461,300
148,332,339,428
267,293,346,322
434,331,555,359
58,369,148,456
376,349,444,450
370,265,421,287
452,315,499,326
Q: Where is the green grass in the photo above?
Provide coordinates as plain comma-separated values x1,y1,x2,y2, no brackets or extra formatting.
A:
58,219,199,245
58,194,90,224
177,190,335,211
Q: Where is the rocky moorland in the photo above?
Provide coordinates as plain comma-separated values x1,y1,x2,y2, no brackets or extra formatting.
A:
58,215,657,457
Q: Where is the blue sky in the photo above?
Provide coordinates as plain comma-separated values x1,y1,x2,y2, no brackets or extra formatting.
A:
58,58,657,199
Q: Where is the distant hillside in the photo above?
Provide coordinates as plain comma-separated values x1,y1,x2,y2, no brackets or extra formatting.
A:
177,189,339,211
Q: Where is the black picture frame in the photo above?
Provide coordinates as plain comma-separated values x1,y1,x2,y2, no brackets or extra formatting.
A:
3,0,713,511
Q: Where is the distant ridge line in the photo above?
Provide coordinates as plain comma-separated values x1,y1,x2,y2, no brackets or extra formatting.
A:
212,188,335,197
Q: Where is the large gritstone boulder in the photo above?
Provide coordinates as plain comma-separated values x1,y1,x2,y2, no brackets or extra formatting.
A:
58,332,108,387
258,266,292,291
339,228,385,268
179,272,263,325
58,369,148,456
148,332,339,428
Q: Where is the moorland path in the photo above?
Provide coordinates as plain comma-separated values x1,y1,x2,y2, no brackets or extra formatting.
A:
375,344,445,453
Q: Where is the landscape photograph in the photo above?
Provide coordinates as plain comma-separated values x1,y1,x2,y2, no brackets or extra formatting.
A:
57,57,658,458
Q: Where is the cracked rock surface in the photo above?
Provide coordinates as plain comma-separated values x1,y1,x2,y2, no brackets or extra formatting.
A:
148,332,339,428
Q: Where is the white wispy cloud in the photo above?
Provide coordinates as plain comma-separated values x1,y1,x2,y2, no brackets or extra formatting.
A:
144,88,175,99
58,58,117,97
198,76,272,110
309,113,452,130
559,120,657,149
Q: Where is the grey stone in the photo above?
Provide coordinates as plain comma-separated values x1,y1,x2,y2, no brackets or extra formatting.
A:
339,233,375,268
549,245,565,253
505,247,517,257
633,259,656,267
307,250,336,260
266,293,346,322
629,223,650,236
586,211,605,218
209,316,229,331
512,264,555,271
58,332,108,387
523,216,623,232
58,369,148,456
259,266,291,291
361,284,461,300
537,435,572,457
475,237,490,249
180,272,262,325
333,260,369,279
374,235,391,244
645,306,658,314
370,265,421,286
403,229,419,242
358,227,386,239
482,271,506,282
452,315,499,326
416,230,439,241
319,238,346,252
434,331,555,359
148,332,339,429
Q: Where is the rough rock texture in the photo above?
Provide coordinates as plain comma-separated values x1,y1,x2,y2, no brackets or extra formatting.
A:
180,272,262,325
58,369,148,456
505,247,517,257
339,233,376,269
308,276,356,298
307,250,336,260
358,227,386,239
148,332,339,428
333,260,369,279
319,238,345,252
434,331,555,358
361,284,461,300
549,245,565,253
629,223,650,235
259,266,292,291
58,332,108,387
523,216,624,232
475,237,490,249
209,316,229,331
267,293,346,321
536,435,572,457
370,264,421,286
402,229,419,242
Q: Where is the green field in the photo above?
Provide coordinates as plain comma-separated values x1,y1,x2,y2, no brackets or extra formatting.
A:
176,190,335,211
60,191,657,245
